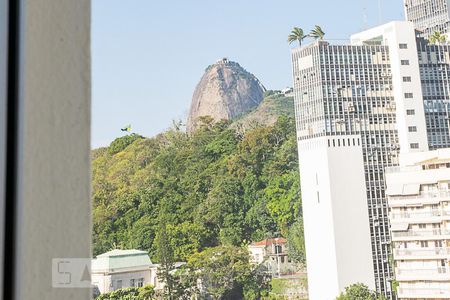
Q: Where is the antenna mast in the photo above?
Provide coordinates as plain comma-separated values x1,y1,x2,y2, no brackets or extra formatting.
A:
378,0,382,24
363,6,368,29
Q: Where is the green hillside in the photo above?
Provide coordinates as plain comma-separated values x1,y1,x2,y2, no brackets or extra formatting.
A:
232,91,295,130
92,116,304,264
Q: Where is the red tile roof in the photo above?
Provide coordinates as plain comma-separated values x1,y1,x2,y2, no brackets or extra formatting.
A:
250,237,287,247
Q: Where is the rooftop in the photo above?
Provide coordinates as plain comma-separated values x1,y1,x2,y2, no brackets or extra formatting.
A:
250,237,287,247
92,249,152,273
96,249,148,258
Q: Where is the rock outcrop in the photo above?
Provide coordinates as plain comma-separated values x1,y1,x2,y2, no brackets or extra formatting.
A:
187,58,265,132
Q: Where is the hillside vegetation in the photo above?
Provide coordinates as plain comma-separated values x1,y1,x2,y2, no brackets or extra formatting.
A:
92,116,304,264
232,92,294,130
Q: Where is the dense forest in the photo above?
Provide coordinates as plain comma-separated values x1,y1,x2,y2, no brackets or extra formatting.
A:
92,114,304,264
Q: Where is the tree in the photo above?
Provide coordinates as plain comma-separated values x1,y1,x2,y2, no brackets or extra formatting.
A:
138,285,156,300
310,25,325,40
429,30,447,45
336,283,386,300
95,286,155,300
288,27,307,46
287,218,306,266
108,133,143,155
155,214,176,300
183,245,268,299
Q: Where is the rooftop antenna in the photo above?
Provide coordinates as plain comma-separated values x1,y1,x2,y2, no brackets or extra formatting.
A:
363,6,368,29
378,0,382,24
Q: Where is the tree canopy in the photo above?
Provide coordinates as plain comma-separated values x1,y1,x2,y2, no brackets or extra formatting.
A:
336,283,386,300
95,286,155,300
288,27,307,46
92,116,303,265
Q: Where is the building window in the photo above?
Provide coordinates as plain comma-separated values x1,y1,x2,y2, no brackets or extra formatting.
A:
420,241,428,248
116,280,122,289
403,76,412,82
137,278,144,288
281,256,285,263
404,93,413,98
275,245,282,254
406,109,415,115
399,43,408,49
408,126,417,132
410,143,419,149
401,60,410,65
130,279,135,287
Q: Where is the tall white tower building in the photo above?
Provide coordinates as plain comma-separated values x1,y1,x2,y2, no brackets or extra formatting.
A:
291,20,450,299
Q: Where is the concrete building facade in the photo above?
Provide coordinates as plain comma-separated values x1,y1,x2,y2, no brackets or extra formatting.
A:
386,149,450,299
404,0,450,39
290,19,450,298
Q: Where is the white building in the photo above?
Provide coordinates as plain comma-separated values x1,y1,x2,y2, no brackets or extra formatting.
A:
386,149,450,299
91,249,161,294
292,21,433,299
248,238,296,276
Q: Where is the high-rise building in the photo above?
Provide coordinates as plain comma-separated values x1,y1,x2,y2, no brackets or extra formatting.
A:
404,0,450,39
418,42,450,149
291,18,450,298
386,149,450,299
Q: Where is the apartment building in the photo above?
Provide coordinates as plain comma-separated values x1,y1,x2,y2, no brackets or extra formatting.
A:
404,0,450,39
292,21,441,299
386,149,450,299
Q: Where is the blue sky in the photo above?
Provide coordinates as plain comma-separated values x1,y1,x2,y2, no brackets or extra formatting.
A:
92,0,404,148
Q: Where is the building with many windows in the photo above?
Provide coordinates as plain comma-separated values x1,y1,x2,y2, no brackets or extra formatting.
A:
418,42,450,149
404,0,450,39
386,149,450,299
291,20,450,299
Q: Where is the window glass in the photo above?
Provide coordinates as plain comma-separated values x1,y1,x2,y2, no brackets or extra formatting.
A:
138,278,144,287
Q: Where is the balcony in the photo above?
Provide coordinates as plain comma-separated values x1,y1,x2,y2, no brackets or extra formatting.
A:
396,267,450,281
394,247,450,259
398,287,450,299
390,210,450,220
389,190,450,203
385,165,422,174
391,229,450,241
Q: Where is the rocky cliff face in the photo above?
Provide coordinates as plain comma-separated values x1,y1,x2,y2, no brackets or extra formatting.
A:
187,58,266,132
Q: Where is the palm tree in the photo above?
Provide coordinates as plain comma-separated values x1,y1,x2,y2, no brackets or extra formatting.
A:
310,25,325,40
288,27,306,46
429,31,447,45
